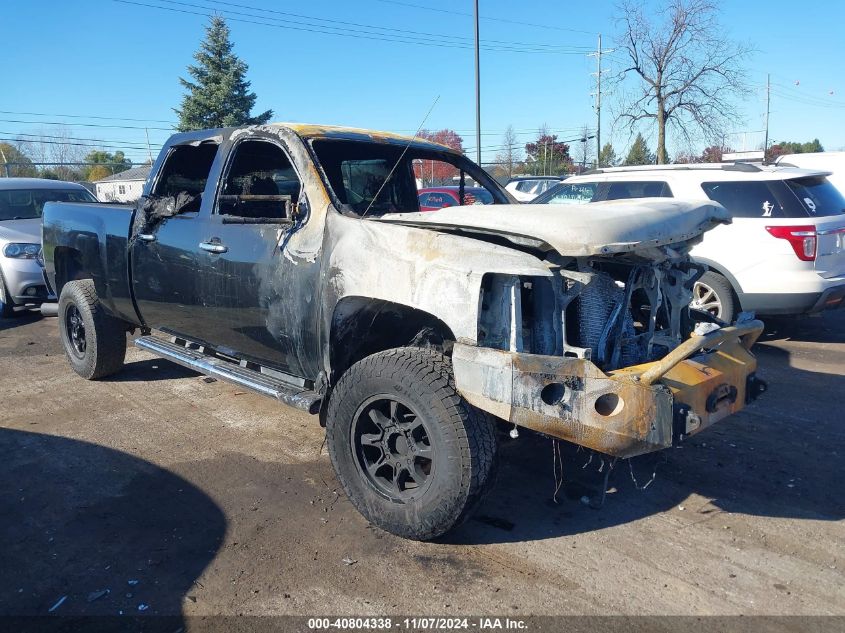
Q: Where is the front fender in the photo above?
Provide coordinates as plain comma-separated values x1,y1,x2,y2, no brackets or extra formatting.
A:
322,211,554,343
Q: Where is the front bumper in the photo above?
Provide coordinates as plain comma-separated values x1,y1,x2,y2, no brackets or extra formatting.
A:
1,257,50,304
453,321,765,459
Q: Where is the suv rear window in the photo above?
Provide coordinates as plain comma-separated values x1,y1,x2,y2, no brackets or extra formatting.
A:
701,178,845,218
784,176,845,216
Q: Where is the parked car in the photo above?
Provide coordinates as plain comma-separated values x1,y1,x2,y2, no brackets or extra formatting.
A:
534,164,845,322
0,178,96,318
43,123,764,540
504,176,565,202
417,186,494,211
776,152,845,195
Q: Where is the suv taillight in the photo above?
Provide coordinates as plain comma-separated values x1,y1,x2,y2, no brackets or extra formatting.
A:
766,225,817,261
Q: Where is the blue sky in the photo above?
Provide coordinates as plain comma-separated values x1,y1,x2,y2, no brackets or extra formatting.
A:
4,0,845,165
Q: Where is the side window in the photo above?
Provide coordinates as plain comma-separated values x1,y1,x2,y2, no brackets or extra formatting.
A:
547,183,598,205
603,181,672,201
219,139,301,220
153,142,219,199
701,181,808,218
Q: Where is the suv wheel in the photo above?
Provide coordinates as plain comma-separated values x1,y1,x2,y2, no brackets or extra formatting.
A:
691,272,735,323
326,347,497,541
58,280,127,379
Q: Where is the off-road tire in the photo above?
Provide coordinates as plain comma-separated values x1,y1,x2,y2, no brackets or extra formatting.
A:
692,271,736,323
326,347,497,541
58,280,126,379
0,269,17,318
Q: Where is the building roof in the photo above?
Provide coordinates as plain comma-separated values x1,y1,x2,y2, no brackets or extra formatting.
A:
0,177,91,191
94,165,151,184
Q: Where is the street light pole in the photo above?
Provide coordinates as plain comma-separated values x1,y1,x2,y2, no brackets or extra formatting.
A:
473,0,481,166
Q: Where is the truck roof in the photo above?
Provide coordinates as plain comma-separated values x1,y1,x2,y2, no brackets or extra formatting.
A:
166,123,460,155
276,122,457,152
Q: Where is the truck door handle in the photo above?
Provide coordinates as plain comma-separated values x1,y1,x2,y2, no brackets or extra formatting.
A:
199,240,228,254
137,233,156,242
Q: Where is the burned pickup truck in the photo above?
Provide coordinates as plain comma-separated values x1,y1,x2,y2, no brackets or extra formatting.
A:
42,123,765,540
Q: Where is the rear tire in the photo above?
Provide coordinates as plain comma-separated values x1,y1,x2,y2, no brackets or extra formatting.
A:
0,270,17,319
326,347,497,541
691,271,736,323
58,280,126,379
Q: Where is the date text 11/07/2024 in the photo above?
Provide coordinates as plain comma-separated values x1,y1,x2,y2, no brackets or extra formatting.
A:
307,617,528,630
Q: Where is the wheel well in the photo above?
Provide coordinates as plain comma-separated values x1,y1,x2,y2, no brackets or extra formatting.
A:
53,247,90,296
328,298,456,386
694,259,742,310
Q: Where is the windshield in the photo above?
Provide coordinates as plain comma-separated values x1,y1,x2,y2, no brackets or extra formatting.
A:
310,139,504,216
0,188,97,221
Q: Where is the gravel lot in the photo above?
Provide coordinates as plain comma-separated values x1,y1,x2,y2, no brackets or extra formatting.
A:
1,309,844,621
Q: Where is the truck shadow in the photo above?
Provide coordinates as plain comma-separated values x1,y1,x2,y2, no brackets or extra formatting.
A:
104,357,200,383
0,310,43,332
447,340,845,545
0,428,226,618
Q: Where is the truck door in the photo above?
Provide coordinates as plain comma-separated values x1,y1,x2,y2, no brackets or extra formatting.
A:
194,136,318,379
130,139,220,337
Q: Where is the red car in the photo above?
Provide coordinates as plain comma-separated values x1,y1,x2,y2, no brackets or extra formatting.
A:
417,186,494,212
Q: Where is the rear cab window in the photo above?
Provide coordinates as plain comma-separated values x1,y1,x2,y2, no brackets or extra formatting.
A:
701,178,845,218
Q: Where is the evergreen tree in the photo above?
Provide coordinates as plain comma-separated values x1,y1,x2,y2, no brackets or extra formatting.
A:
598,143,617,168
175,17,273,132
624,133,656,166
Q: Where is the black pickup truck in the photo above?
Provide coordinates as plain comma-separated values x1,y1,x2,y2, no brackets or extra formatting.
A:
43,123,765,540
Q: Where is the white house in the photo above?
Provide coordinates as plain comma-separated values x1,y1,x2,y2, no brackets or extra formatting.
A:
94,165,151,203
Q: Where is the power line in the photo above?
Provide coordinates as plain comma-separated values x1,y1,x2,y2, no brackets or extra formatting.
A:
0,110,176,125
193,0,589,51
373,0,596,35
0,117,173,131
113,0,594,54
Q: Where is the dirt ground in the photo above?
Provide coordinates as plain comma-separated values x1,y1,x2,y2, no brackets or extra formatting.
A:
1,308,844,621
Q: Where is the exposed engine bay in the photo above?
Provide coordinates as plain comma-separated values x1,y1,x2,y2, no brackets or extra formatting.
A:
478,248,706,372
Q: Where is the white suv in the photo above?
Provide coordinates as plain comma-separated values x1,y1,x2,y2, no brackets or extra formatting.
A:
505,176,565,202
533,164,845,322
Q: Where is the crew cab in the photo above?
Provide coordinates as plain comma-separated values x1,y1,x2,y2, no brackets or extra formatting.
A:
42,123,766,540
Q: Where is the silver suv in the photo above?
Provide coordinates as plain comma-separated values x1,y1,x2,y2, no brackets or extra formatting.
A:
0,178,96,317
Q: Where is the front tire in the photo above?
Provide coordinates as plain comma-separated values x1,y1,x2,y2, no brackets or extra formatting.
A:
326,347,497,541
58,280,126,379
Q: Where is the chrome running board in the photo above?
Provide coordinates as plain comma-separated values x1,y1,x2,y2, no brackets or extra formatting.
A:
135,335,321,414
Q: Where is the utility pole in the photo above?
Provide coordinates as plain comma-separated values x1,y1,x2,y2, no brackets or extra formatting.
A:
473,0,481,166
0,146,8,177
145,128,154,164
588,34,613,168
764,73,771,162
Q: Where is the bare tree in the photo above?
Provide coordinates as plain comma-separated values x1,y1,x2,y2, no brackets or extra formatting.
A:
575,125,595,171
614,0,750,163
494,125,520,179
17,126,86,180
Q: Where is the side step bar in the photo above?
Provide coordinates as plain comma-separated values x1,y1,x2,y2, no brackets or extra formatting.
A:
135,335,322,414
